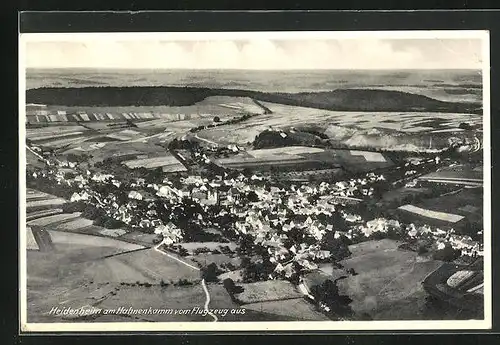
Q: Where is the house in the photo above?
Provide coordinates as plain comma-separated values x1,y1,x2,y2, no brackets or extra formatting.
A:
154,222,183,245
206,188,219,205
70,191,91,202
191,191,207,201
227,187,242,202
128,191,143,201
157,185,182,199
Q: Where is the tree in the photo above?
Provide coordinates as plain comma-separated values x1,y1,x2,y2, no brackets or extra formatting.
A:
458,122,473,130
223,278,244,297
64,171,76,180
246,191,259,202
237,234,255,256
321,232,352,261
82,204,105,220
213,116,221,123
93,216,106,227
62,201,87,213
433,244,461,262
201,263,221,282
331,211,348,233
310,279,353,315
310,279,339,303
103,217,125,229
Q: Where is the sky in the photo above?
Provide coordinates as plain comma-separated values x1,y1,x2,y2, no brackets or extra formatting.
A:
24,37,484,70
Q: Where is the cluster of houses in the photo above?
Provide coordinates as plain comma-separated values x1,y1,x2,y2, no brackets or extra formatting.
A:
27,136,484,282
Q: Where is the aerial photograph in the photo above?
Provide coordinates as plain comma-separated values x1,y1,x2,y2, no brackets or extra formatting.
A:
21,32,488,328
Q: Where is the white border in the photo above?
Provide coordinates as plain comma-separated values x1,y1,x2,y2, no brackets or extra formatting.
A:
21,30,488,41
19,30,491,332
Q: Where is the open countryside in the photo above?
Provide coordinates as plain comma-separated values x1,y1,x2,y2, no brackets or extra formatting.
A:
24,65,485,323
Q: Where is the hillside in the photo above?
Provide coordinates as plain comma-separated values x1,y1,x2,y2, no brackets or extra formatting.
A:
26,86,481,114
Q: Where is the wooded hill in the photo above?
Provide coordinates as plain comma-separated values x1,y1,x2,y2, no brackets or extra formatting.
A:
26,86,482,114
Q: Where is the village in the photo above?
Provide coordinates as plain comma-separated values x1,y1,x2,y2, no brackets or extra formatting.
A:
25,121,484,320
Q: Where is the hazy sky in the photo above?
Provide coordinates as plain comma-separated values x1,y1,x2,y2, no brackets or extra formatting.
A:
24,37,484,70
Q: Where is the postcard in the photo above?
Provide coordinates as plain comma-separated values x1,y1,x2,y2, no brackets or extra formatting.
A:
19,30,491,332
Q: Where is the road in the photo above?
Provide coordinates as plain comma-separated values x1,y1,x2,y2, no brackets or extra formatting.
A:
153,242,218,322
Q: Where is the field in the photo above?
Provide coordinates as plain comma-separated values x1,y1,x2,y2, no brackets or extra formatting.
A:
234,280,304,304
215,146,394,173
26,125,94,149
94,285,208,322
68,141,168,163
418,188,482,216
26,227,209,322
377,187,433,208
28,207,131,239
26,227,40,250
196,101,482,149
26,125,90,138
25,148,46,168
56,218,94,231
338,240,482,320
27,231,145,297
189,253,241,269
25,95,269,156
117,231,158,246
26,196,66,213
48,230,143,253
105,129,146,141
92,283,243,322
333,239,456,320
123,154,186,171
28,212,82,226
242,298,330,321
81,248,201,284
398,205,465,223
28,131,86,142
99,228,128,237
25,96,265,125
398,188,483,227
